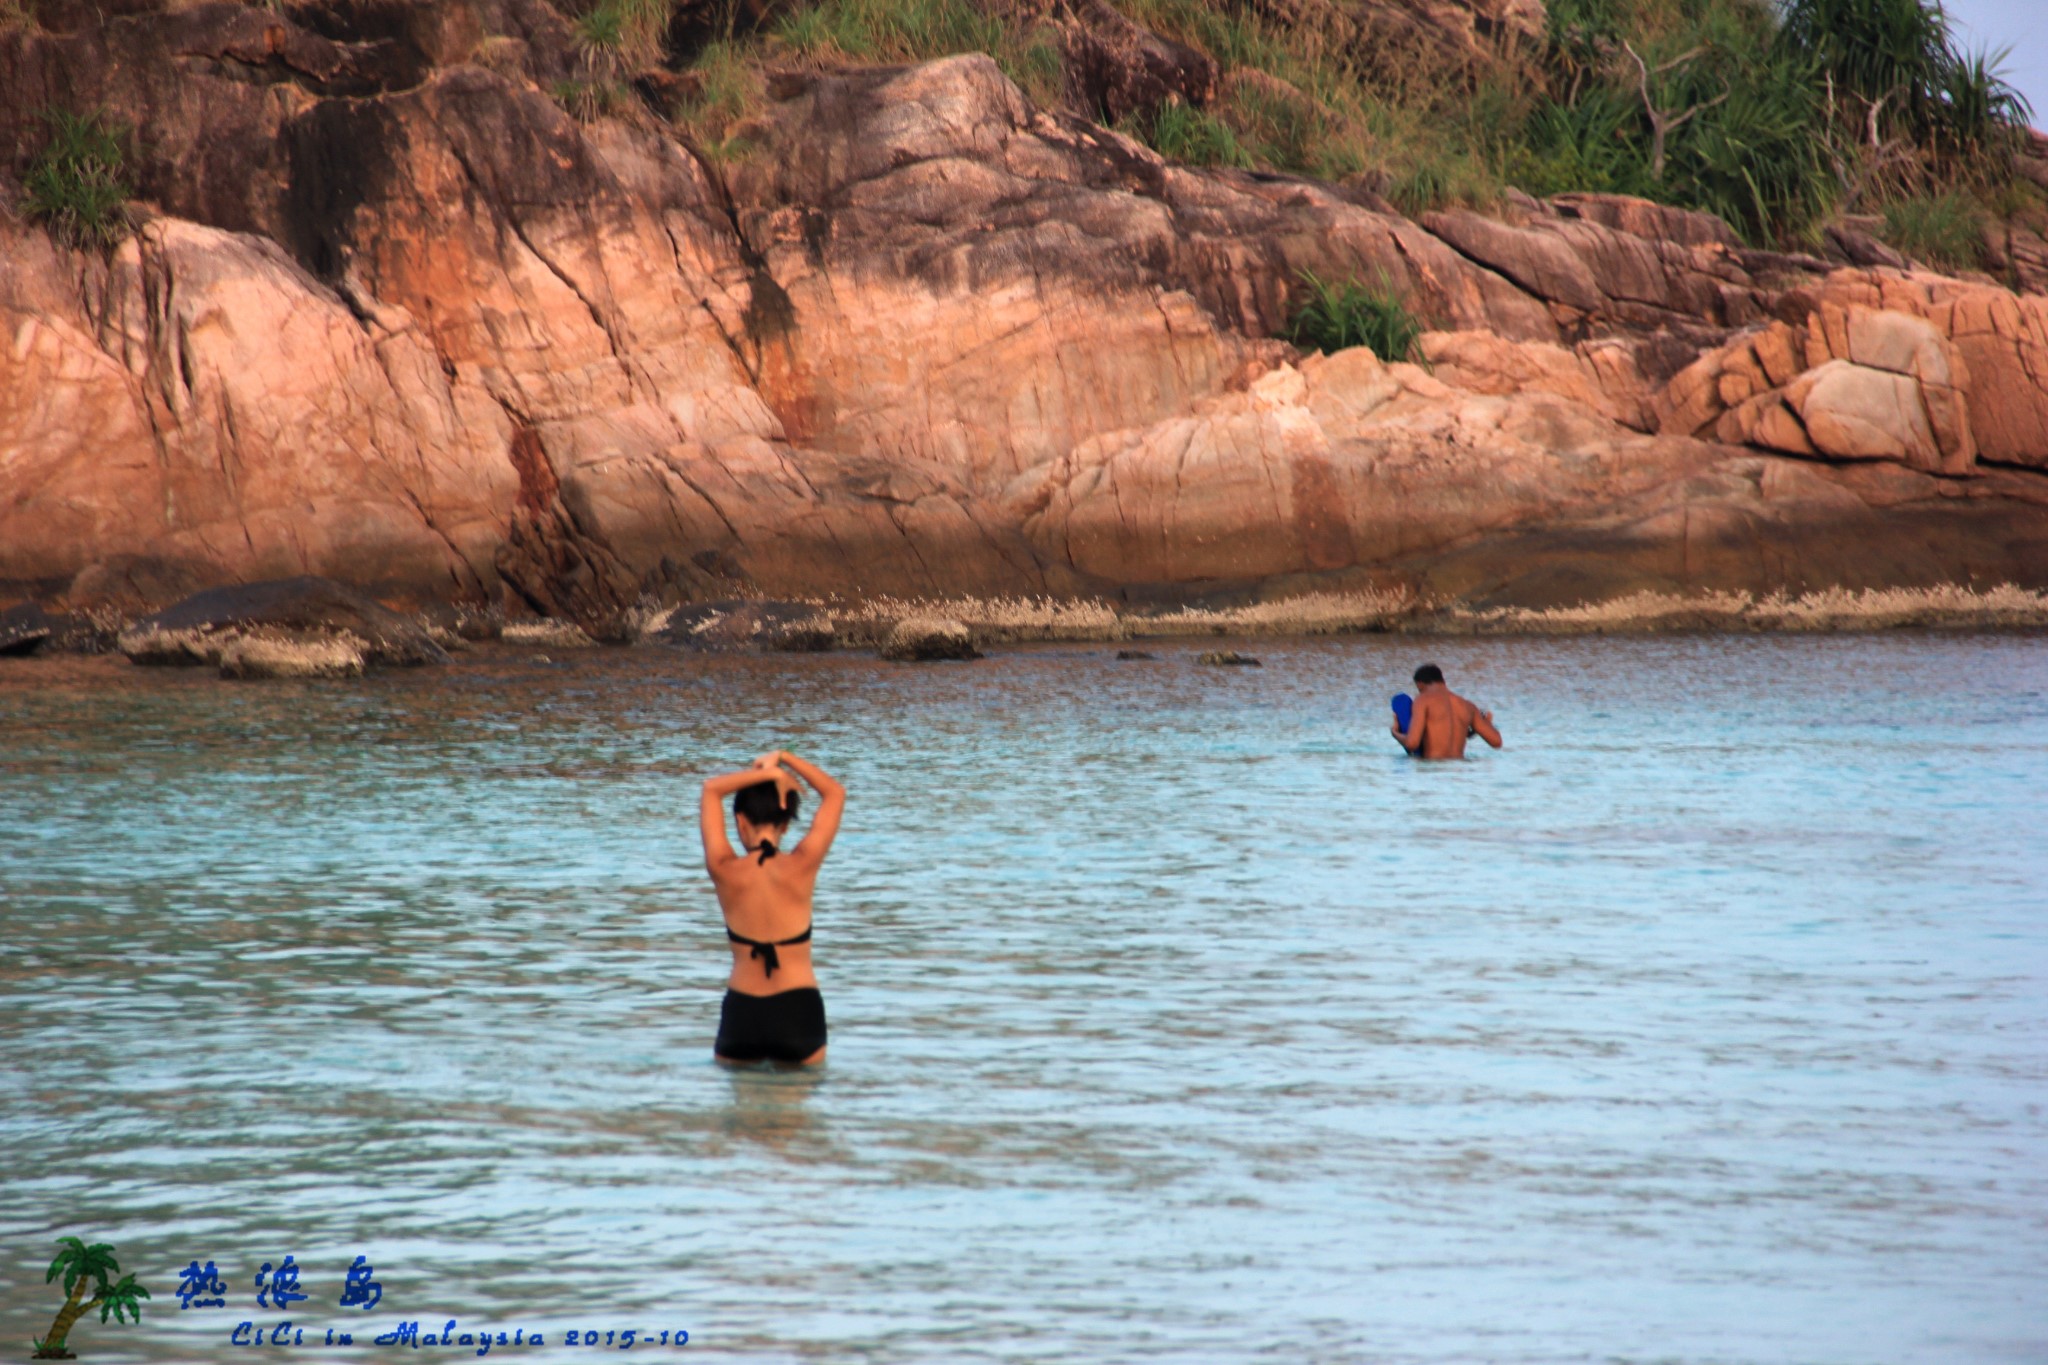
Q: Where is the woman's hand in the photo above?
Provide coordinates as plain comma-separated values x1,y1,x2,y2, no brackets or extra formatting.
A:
752,752,798,800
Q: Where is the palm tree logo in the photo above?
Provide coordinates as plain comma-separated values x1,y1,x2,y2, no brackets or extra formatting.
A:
31,1238,150,1360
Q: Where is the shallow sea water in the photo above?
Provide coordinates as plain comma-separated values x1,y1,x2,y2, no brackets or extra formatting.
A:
1,634,2044,1364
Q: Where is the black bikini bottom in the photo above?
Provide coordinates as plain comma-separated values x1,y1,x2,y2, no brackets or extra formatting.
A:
716,987,827,1064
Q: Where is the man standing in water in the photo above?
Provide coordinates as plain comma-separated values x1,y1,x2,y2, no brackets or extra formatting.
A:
1393,663,1502,759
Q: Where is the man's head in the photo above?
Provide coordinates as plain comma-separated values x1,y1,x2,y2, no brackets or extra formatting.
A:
1413,663,1445,687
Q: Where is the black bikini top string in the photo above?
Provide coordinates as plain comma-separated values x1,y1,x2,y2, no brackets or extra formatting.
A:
725,925,813,977
745,838,777,865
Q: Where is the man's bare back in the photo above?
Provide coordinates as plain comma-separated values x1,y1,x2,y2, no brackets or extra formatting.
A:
1393,666,1502,760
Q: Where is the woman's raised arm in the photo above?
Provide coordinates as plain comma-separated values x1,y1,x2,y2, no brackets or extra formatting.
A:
765,750,845,863
700,767,779,870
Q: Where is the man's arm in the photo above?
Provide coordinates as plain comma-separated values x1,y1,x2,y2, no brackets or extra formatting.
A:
1393,709,1427,754
1469,704,1502,749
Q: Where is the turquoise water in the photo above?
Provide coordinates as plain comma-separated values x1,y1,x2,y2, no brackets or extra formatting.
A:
1,635,2044,1363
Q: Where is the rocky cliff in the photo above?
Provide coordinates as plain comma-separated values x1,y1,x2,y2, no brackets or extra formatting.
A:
4,0,2046,625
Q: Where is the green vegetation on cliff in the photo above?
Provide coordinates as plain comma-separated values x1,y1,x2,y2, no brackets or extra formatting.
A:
1515,0,2034,244
1284,270,1426,363
605,0,2041,266
21,108,130,250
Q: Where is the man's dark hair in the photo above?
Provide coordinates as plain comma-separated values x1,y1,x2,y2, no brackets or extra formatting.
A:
1413,663,1445,685
734,780,799,828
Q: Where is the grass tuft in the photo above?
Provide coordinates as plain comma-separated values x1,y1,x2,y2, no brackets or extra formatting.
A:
674,38,764,138
23,108,132,251
574,0,673,73
1284,270,1425,364
1882,191,1986,272
551,77,635,121
1118,98,1252,168
770,0,1003,65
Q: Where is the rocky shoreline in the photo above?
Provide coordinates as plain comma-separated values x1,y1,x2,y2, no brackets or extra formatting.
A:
6,2,2048,625
6,576,2045,681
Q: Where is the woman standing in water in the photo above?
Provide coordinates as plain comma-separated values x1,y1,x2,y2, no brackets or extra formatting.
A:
700,750,845,1066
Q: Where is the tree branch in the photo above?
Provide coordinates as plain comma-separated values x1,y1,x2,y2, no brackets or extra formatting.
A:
1620,40,1727,180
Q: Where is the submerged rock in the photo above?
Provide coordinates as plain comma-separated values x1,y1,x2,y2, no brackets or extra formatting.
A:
1115,649,1157,660
118,577,448,669
1197,650,1262,666
880,618,981,662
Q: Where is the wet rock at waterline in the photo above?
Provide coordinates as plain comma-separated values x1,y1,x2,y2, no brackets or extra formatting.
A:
655,602,838,654
499,621,599,650
0,602,120,656
0,602,53,657
880,618,981,662
1197,651,1263,666
117,577,448,670
218,635,367,680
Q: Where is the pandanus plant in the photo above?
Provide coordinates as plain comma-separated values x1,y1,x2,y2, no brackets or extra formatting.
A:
32,1238,150,1360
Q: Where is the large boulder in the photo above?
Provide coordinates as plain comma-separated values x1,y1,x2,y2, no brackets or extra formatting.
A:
1767,270,2048,469
1656,300,1977,476
117,576,449,668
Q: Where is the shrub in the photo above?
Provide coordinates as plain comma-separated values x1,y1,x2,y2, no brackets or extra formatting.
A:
1883,190,1986,271
1779,0,2031,165
1659,43,1837,247
1936,47,2034,168
1283,269,1425,363
1513,88,1652,199
1511,2,1839,245
23,108,131,251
